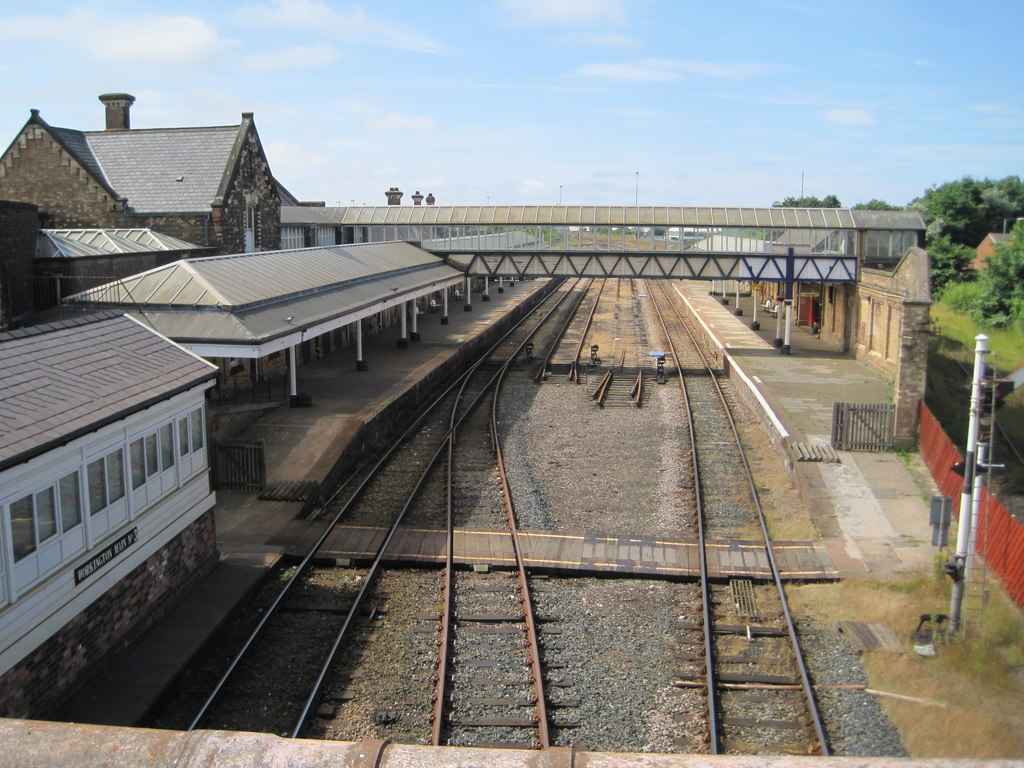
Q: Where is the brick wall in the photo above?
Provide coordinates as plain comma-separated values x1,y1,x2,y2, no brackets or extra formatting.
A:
0,510,218,719
0,200,38,328
0,125,123,229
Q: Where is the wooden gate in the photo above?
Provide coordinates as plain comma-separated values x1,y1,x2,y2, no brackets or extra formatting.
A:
211,438,266,491
831,402,895,451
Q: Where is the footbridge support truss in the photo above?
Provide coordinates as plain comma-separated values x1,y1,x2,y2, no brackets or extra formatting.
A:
450,250,859,283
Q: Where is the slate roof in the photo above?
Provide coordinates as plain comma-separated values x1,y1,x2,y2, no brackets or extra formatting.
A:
0,313,218,471
84,126,240,214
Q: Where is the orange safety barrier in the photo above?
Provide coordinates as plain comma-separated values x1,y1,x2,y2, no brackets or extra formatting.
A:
918,402,1024,608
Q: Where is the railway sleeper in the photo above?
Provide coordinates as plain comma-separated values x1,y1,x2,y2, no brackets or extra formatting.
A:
721,740,821,756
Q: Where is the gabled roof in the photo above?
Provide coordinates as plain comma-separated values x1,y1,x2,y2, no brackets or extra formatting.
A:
65,242,464,347
15,110,256,215
40,229,201,259
0,313,217,471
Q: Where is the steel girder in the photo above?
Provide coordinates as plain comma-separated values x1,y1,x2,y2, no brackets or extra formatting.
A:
453,251,858,282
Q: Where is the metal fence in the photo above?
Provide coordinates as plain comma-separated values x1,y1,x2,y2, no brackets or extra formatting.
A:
211,438,266,491
831,401,895,451
208,374,288,407
919,402,1024,610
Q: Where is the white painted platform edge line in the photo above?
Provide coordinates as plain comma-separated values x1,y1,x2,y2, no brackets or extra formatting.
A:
671,283,790,441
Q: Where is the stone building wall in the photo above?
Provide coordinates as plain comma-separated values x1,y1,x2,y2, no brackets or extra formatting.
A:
853,247,932,445
0,510,218,719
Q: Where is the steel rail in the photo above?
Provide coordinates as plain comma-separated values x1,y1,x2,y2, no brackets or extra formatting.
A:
566,278,606,383
492,350,551,748
534,280,594,383
631,369,644,407
644,280,719,752
430,281,582,747
650,279,830,756
188,280,565,733
295,280,579,739
592,370,613,406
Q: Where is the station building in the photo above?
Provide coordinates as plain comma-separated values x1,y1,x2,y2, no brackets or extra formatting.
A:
0,314,218,717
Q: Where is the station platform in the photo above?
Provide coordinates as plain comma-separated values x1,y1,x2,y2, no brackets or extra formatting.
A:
672,281,936,580
58,276,936,729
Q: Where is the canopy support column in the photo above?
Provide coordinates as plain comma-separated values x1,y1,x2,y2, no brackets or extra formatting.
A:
355,317,368,371
397,301,409,348
464,276,472,312
441,288,450,325
288,344,298,406
411,298,420,341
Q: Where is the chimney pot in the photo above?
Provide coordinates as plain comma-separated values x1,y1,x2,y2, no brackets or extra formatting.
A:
412,190,424,205
98,92,135,130
426,193,436,205
385,187,403,205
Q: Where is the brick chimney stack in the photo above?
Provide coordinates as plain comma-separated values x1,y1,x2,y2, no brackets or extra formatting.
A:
426,193,436,205
98,93,136,130
385,187,403,205
412,190,424,205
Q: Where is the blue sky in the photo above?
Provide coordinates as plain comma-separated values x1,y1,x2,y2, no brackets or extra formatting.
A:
1,0,1021,208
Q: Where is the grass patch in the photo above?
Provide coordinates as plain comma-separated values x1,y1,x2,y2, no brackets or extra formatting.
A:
928,301,1024,499
789,573,1024,758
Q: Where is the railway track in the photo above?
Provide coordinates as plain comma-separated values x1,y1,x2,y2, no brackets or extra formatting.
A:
646,279,829,756
180,279,574,737
146,278,848,755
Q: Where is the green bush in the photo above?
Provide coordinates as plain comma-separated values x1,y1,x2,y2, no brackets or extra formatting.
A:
941,280,985,314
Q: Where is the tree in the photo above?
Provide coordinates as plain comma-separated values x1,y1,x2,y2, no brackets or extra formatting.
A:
772,194,842,208
853,199,903,211
927,234,976,296
974,220,1024,327
910,176,1024,248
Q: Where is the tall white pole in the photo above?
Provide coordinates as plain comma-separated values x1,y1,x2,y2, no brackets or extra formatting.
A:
950,334,988,634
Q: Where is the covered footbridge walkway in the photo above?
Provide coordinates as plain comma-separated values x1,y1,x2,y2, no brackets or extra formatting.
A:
322,205,924,284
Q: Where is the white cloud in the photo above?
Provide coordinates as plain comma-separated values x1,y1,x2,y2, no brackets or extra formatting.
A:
238,0,449,54
500,0,628,26
338,99,437,131
517,179,546,196
577,58,776,82
2,9,234,67
821,108,877,126
243,42,340,72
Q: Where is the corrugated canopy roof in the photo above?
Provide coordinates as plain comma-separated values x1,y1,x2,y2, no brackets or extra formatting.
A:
40,228,200,259
65,242,464,347
69,242,446,309
283,205,924,231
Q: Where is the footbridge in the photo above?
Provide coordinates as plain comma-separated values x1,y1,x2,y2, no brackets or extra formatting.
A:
324,205,924,283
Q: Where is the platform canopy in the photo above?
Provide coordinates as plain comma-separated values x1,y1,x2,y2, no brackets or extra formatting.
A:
64,242,463,358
